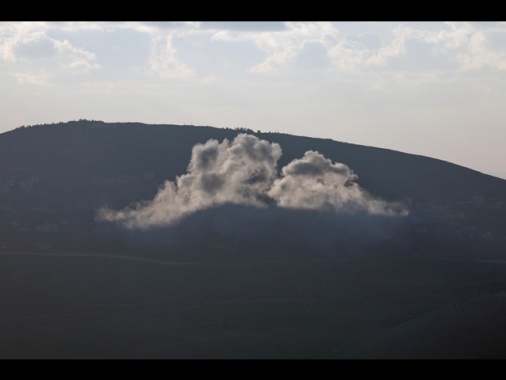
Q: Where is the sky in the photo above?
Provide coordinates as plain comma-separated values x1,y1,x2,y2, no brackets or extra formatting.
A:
1,21,505,179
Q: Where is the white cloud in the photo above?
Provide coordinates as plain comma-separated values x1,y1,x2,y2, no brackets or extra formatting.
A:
0,22,48,61
207,22,506,76
0,22,99,74
308,22,506,75
12,71,49,85
148,32,196,79
6,21,506,84
209,22,340,74
245,22,340,74
4,21,506,82
374,22,506,73
53,39,99,72
455,30,506,71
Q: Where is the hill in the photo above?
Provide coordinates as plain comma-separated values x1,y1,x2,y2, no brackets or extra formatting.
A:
0,119,505,358
1,119,504,256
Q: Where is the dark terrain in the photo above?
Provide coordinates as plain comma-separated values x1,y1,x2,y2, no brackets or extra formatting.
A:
0,120,505,359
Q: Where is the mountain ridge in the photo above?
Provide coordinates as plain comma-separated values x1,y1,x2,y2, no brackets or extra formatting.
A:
1,119,504,255
1,119,506,359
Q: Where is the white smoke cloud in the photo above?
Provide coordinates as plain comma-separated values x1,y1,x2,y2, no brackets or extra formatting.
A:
268,150,406,216
97,134,408,229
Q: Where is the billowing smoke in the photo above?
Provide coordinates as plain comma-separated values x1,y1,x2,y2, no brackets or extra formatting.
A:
268,150,406,215
97,134,408,229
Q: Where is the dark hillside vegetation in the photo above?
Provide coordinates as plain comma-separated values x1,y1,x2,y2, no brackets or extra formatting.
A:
1,120,504,255
0,120,505,358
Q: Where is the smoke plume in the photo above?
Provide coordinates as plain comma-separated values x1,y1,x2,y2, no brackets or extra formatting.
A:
97,134,408,229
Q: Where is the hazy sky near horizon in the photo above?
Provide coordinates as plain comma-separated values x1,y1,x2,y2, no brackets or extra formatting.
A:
1,21,505,179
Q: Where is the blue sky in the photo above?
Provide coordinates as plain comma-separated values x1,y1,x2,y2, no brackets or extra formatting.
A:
1,21,505,179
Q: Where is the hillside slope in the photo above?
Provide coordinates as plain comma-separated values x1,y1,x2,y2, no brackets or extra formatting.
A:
1,120,506,359
0,120,504,256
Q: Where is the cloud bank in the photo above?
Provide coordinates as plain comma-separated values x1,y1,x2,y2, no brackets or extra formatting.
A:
97,134,408,230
